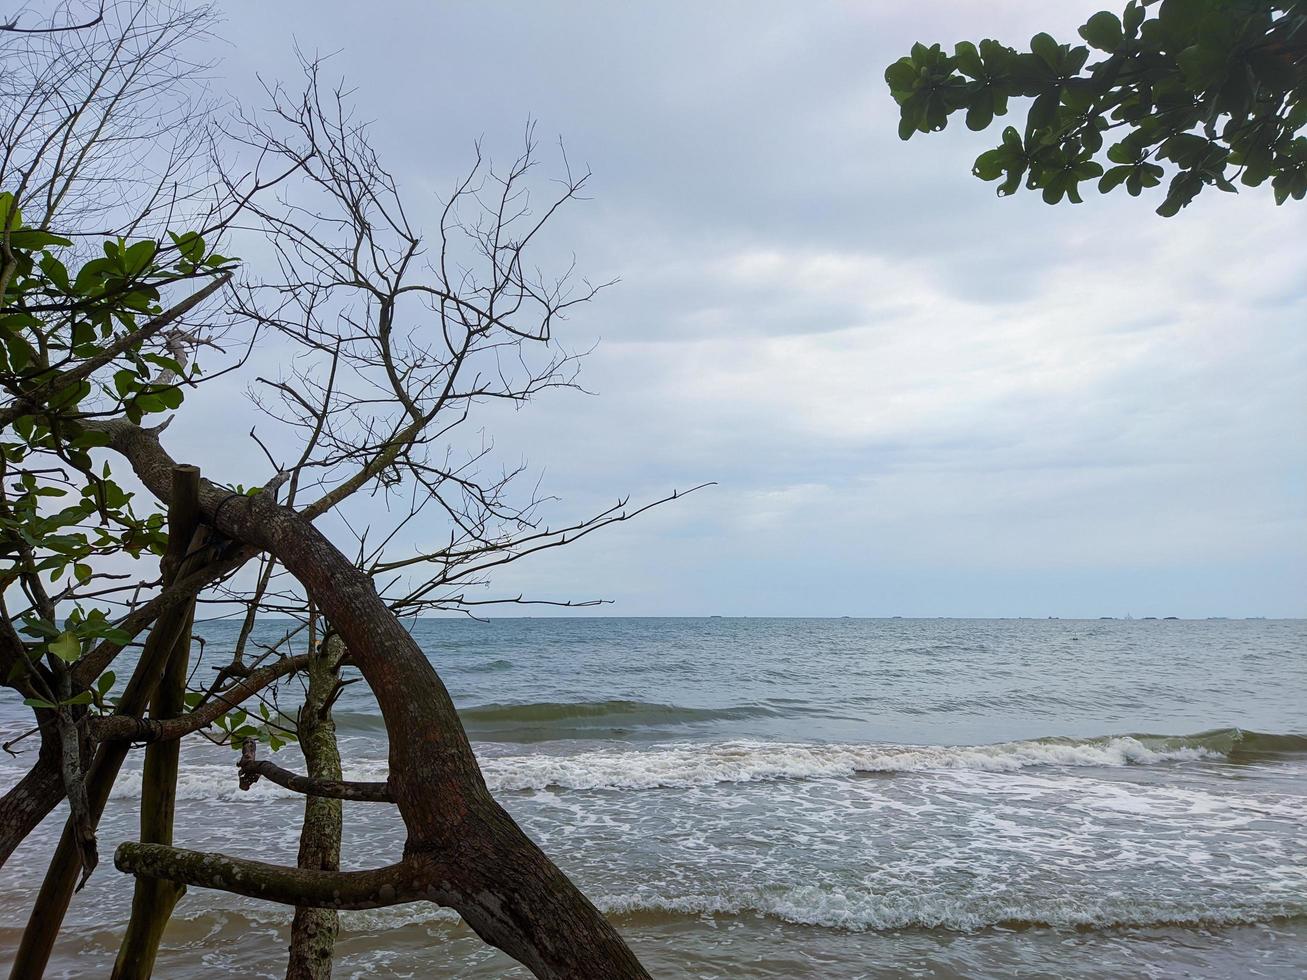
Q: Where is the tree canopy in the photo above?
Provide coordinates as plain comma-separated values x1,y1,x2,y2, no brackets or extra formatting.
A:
885,0,1307,214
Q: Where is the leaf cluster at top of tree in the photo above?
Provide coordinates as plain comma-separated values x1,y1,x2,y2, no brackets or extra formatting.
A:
885,0,1307,214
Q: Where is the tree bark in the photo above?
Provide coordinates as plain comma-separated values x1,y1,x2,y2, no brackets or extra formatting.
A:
111,597,196,977
239,751,391,803
97,423,650,978
0,727,62,868
286,633,345,980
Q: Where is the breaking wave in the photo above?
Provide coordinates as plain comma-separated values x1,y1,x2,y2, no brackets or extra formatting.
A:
590,887,1307,933
193,886,1306,935
102,728,1307,799
479,728,1303,792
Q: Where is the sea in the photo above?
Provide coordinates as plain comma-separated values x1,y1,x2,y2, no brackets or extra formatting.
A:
1,617,1305,978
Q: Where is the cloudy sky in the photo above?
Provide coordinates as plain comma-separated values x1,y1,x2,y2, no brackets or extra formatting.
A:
189,1,1306,618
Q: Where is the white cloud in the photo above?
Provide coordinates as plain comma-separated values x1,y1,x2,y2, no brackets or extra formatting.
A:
156,0,1307,617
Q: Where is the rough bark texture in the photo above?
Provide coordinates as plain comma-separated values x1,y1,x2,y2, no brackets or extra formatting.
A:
239,750,391,803
99,423,650,978
0,730,62,868
286,634,345,980
116,844,425,908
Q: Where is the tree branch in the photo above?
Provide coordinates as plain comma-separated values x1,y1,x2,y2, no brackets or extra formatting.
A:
237,739,392,803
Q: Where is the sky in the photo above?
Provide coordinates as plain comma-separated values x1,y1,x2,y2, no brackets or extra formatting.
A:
169,1,1307,618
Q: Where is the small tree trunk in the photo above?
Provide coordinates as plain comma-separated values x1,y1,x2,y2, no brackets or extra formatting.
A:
286,633,345,980
0,727,63,868
110,605,194,979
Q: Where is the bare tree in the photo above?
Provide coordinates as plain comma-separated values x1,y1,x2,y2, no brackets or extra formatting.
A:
1,4,703,977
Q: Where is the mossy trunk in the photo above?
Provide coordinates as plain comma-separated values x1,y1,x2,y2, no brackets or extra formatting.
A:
286,633,345,980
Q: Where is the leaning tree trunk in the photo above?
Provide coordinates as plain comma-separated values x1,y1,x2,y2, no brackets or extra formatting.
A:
100,422,649,978
0,729,63,868
286,633,346,980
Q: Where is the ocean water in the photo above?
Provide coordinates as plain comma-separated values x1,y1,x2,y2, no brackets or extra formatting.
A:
1,617,1305,978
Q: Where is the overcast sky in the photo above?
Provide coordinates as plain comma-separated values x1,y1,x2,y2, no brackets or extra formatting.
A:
187,1,1307,618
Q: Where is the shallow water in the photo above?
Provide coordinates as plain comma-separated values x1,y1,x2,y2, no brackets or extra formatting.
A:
2,617,1305,977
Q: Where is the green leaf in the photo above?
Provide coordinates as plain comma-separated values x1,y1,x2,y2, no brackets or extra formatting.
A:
966,92,995,132
973,147,1007,181
1079,11,1123,52
21,618,61,639
122,240,157,276
48,631,81,663
1029,32,1060,69
39,253,70,291
1157,0,1205,42
1099,165,1133,192
6,230,72,251
1027,91,1059,133
954,41,984,79
23,697,57,710
170,231,205,263
155,386,184,410
1176,42,1228,89
1123,0,1145,35
1107,141,1137,165
0,191,20,229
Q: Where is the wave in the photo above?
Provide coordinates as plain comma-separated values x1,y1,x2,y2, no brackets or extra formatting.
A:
591,887,1307,933
1143,727,1307,759
100,728,1306,799
330,699,782,737
331,710,388,733
185,887,1307,936
461,658,515,673
459,699,781,733
478,733,1239,792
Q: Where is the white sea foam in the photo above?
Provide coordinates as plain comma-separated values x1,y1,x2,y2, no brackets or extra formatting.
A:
100,735,1222,800
163,877,1307,936
204,884,1305,935
589,886,1307,932
480,736,1219,791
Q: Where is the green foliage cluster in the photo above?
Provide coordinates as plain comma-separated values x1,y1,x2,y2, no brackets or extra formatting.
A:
885,0,1307,214
189,698,294,751
0,191,254,736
